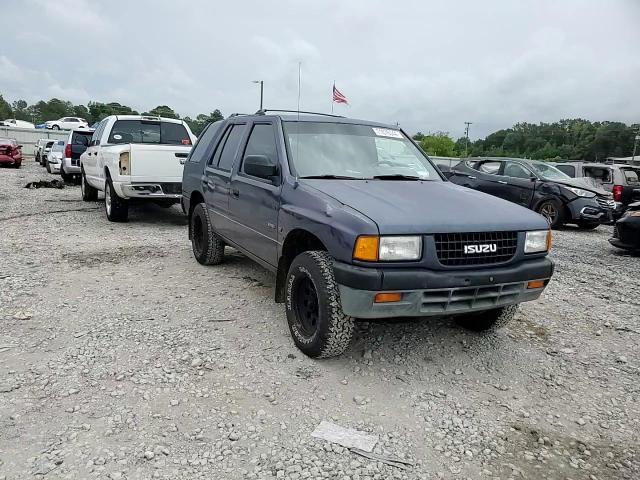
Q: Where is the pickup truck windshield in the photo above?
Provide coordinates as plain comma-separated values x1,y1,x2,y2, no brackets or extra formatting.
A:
108,120,191,145
283,121,441,181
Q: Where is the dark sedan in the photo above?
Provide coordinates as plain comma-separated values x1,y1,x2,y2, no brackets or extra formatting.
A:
448,158,615,229
610,202,640,252
0,138,23,168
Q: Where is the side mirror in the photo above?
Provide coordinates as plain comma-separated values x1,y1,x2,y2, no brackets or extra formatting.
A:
244,155,278,179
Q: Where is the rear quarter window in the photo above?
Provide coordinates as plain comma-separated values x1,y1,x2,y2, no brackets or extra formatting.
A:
555,165,576,177
187,122,221,163
71,131,92,146
621,168,640,185
584,166,612,184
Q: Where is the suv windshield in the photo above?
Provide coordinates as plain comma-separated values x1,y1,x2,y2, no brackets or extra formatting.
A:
529,162,571,181
283,121,441,180
108,120,191,145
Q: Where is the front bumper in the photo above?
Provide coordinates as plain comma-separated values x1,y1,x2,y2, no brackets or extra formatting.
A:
567,197,615,224
115,182,182,200
0,155,21,165
333,257,554,319
48,162,61,173
609,217,640,251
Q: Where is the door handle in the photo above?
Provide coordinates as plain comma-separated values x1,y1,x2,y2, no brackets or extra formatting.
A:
467,175,476,179
498,180,507,184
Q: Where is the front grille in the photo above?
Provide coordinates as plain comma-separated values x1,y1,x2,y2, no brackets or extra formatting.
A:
434,231,518,266
421,282,525,314
596,196,615,210
160,183,182,194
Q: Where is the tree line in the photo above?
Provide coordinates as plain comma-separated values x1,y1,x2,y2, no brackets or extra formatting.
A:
414,119,639,162
2,93,636,160
0,93,222,136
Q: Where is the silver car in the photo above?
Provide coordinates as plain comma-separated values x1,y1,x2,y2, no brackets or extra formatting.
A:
46,140,65,174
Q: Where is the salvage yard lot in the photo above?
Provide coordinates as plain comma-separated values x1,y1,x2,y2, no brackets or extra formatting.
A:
1,161,638,479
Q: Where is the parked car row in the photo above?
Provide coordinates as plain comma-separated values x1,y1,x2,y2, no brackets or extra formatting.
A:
33,111,637,358
35,128,94,181
1,117,90,131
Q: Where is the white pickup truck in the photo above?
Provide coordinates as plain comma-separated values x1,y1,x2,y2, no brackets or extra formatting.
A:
80,115,196,222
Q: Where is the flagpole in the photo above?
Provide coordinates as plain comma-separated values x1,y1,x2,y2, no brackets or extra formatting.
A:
331,81,335,114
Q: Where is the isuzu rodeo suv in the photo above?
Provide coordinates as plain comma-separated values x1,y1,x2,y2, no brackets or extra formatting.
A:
182,111,554,358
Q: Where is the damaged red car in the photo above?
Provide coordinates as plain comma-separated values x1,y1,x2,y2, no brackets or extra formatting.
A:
0,138,23,168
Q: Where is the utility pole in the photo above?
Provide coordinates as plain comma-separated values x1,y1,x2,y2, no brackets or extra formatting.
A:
464,121,473,158
632,128,639,166
252,80,264,111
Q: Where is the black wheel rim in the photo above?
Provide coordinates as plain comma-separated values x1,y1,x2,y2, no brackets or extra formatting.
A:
293,276,319,337
540,203,557,225
192,214,204,255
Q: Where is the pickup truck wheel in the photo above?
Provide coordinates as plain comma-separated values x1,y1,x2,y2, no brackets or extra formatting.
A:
104,178,128,222
536,199,565,228
285,251,354,358
191,203,225,265
456,304,518,332
81,170,98,201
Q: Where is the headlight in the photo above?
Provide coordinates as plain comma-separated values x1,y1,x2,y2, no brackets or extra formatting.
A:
353,235,422,261
525,230,552,253
565,186,596,198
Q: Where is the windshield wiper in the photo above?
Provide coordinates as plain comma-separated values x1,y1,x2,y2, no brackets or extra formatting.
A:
371,174,422,180
299,175,364,180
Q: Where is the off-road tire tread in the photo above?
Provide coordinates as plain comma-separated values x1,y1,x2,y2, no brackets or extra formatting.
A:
287,251,354,358
192,203,224,265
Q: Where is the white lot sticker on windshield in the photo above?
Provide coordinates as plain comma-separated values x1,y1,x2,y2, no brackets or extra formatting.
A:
113,134,122,140
372,127,403,138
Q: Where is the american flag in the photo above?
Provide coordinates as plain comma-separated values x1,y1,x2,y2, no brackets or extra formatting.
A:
332,84,349,104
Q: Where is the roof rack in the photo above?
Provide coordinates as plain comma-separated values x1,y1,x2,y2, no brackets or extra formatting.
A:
255,109,344,118
228,113,250,118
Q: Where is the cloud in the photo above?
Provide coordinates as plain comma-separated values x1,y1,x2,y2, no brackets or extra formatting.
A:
2,0,639,137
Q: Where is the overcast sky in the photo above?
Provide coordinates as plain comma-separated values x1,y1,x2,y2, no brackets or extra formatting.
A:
2,0,639,138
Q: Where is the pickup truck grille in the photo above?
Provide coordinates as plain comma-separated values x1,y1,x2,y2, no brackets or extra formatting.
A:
434,231,518,267
596,196,615,210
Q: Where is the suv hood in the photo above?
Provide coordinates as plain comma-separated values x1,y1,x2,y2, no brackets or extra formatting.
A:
302,180,550,234
548,176,610,196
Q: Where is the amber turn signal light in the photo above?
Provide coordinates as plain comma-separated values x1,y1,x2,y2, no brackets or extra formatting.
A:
527,280,546,289
353,235,379,261
374,292,402,303
546,230,553,251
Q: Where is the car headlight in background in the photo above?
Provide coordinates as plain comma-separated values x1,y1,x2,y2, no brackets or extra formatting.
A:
565,186,596,198
623,210,640,218
354,235,422,261
525,230,552,253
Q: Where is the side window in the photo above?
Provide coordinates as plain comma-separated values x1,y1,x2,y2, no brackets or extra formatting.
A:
475,160,502,175
208,126,232,166
188,122,219,163
503,161,532,179
584,166,611,184
92,120,105,145
242,124,278,173
555,165,575,177
217,124,246,171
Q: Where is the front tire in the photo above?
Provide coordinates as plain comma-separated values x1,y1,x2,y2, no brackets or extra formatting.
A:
190,203,225,265
46,161,51,173
81,170,98,201
456,304,518,332
104,177,128,222
285,251,354,358
536,199,565,228
52,125,60,130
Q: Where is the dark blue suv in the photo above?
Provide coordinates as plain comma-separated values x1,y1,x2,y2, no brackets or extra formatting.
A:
182,111,554,358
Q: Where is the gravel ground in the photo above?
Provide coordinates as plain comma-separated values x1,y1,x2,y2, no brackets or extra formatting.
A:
1,160,639,480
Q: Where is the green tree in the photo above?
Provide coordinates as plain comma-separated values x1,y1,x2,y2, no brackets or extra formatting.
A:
419,132,457,157
11,100,30,121
146,105,179,119
0,94,12,120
